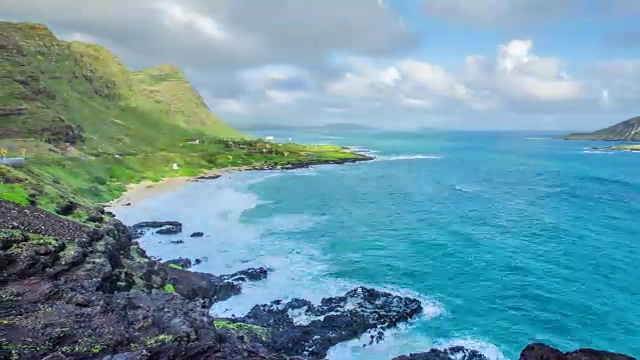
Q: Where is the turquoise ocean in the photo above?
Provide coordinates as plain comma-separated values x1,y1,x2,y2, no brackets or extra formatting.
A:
113,130,640,360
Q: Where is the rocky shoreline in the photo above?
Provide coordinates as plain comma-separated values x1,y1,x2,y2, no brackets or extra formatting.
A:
1,152,637,360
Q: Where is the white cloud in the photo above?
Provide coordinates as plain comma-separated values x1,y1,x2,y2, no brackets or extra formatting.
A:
463,40,582,102
0,0,417,70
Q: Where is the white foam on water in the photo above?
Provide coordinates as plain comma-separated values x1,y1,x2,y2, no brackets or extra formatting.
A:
112,170,503,360
328,333,507,360
582,150,614,154
376,155,443,161
524,137,551,140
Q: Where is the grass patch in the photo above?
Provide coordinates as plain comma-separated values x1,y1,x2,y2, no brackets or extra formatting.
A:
163,284,176,293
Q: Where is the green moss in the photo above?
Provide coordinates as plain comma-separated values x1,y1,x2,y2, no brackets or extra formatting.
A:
213,320,270,341
144,333,175,346
0,183,30,205
163,284,176,293
167,263,182,270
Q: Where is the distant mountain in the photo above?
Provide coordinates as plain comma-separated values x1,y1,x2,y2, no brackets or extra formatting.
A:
563,116,640,141
238,123,377,132
316,123,377,131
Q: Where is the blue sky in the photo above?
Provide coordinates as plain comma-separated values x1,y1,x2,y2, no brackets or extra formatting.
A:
3,0,640,130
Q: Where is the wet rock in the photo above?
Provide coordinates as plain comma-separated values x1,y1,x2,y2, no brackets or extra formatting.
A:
194,174,221,180
392,344,637,360
520,343,635,360
155,226,181,235
164,258,192,269
194,258,202,266
189,232,204,237
129,221,182,239
235,286,423,358
391,346,487,360
220,267,269,283
169,240,184,244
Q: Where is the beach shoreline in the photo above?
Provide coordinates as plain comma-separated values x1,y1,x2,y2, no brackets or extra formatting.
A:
105,165,252,208
105,152,375,209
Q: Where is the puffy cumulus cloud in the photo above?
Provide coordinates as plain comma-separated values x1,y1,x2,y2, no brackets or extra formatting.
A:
463,40,582,102
0,0,417,70
200,39,590,129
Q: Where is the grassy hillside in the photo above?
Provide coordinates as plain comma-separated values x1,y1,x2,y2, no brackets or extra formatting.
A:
0,21,367,216
564,116,640,141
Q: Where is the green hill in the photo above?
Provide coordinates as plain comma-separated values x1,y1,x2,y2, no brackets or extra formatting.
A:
0,21,368,216
563,116,640,141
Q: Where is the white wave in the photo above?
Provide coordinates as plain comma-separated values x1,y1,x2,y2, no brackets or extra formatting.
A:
344,146,379,154
328,333,507,360
524,137,551,140
582,150,614,154
115,170,454,360
320,136,345,139
451,185,472,193
376,155,443,161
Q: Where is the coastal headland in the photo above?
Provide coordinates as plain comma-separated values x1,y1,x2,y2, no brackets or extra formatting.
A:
0,21,636,360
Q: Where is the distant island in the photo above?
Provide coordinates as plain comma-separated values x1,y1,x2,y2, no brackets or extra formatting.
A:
563,116,640,141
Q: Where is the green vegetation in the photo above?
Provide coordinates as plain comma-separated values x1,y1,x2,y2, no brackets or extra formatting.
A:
600,144,640,151
0,21,367,214
213,320,270,341
564,116,640,141
163,284,176,293
167,264,183,270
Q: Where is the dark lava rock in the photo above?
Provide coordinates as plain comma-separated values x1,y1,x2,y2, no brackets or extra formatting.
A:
392,344,636,360
520,343,635,360
232,286,423,358
169,239,184,244
129,221,182,239
391,346,487,360
55,201,79,216
164,258,192,269
190,232,204,237
156,226,181,235
166,267,241,308
0,201,282,359
220,267,269,282
194,258,202,265
195,174,221,180
123,202,132,206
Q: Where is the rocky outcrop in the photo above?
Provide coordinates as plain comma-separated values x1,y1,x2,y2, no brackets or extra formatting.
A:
251,154,375,171
391,343,636,360
220,287,423,359
2,200,425,359
129,221,182,239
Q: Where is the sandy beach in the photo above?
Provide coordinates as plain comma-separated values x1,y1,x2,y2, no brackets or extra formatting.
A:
105,166,252,208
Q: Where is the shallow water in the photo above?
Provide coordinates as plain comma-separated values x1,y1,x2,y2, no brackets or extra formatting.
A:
113,131,640,360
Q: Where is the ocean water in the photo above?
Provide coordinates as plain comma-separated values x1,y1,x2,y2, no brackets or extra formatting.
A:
112,130,640,360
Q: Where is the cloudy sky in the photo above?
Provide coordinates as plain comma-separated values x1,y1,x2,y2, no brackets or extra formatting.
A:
2,0,640,130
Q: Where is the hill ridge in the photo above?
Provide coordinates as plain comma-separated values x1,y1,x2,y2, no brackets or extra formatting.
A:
564,116,640,141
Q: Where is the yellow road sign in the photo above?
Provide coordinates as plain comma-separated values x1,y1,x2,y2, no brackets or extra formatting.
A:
0,148,7,154
20,148,27,153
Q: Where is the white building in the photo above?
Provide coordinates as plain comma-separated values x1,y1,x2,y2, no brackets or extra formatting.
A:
265,136,274,141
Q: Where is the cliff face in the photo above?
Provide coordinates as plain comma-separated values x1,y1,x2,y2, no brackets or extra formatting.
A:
0,21,244,153
0,21,368,213
564,116,640,141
